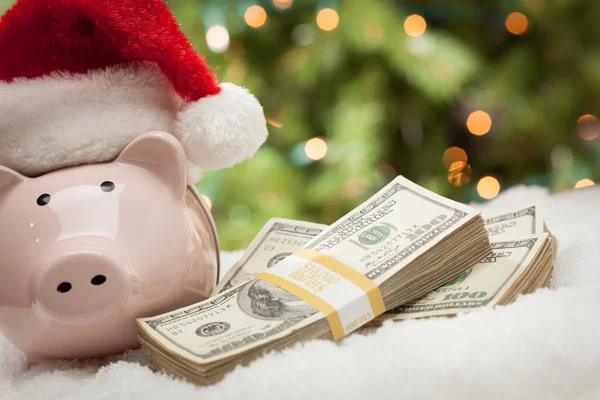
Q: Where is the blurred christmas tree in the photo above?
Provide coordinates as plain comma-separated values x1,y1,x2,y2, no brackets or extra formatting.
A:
1,0,599,249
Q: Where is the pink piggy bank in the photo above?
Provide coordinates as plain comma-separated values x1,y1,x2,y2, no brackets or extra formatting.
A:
0,132,219,364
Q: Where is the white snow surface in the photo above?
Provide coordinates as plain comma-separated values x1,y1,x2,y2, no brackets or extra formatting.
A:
1,185,599,400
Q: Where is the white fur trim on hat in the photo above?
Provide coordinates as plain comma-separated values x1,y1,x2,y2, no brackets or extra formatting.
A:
176,83,268,170
0,63,181,177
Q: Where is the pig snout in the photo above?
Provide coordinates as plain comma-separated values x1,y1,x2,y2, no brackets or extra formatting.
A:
35,252,128,319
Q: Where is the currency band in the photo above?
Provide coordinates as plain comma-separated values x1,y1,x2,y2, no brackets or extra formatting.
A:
257,248,385,340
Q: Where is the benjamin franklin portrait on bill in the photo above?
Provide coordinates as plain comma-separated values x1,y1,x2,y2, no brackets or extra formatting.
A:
240,280,316,320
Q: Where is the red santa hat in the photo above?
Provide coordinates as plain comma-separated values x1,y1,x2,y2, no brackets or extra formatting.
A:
0,0,268,178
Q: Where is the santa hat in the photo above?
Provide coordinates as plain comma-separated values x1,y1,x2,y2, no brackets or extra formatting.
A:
0,0,268,178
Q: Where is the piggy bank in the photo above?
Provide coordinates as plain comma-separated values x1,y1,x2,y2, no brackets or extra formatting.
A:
0,132,219,364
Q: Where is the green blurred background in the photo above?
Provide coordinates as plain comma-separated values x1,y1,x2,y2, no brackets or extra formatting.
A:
2,0,599,250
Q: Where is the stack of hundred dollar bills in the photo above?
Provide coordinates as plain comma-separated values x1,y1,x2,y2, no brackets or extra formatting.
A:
137,176,536,386
215,203,554,324
379,203,555,322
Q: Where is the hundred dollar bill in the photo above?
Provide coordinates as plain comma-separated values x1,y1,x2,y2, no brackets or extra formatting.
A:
213,219,327,295
138,176,487,366
215,206,545,297
382,233,550,320
484,204,544,239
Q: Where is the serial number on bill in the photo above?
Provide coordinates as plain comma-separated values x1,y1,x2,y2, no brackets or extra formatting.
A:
266,238,308,246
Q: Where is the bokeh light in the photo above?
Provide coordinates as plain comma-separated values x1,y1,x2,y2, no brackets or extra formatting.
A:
229,204,252,228
364,23,384,44
245,5,267,28
316,8,339,31
201,195,213,210
292,24,317,46
206,25,230,53
344,178,369,198
183,1,600,251
477,176,501,199
273,0,293,10
224,62,248,84
261,191,282,206
404,15,427,37
576,114,600,141
505,12,529,35
305,138,328,161
266,117,283,128
447,161,472,187
575,179,595,189
467,111,492,136
443,147,468,167
377,164,397,181
223,41,245,61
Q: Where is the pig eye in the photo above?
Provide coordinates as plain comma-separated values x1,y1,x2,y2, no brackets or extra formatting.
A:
101,181,115,192
37,194,51,206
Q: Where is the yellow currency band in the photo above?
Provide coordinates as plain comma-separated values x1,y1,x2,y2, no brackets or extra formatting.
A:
256,248,386,341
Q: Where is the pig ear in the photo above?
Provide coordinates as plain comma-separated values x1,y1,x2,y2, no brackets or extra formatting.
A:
0,166,26,194
117,132,188,199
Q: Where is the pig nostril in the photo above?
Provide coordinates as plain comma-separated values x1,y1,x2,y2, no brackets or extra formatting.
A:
37,193,51,206
91,275,107,286
57,282,72,293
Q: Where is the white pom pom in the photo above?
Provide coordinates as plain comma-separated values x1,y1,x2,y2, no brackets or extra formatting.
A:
176,83,268,170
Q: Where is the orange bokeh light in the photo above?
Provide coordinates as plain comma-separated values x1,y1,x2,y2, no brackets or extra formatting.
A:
201,195,213,210
443,147,468,168
316,8,339,31
576,114,600,141
575,179,595,189
273,0,293,10
505,12,529,35
266,117,283,128
477,176,501,199
245,6,267,28
447,161,472,187
305,138,328,161
404,14,427,37
467,111,492,136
